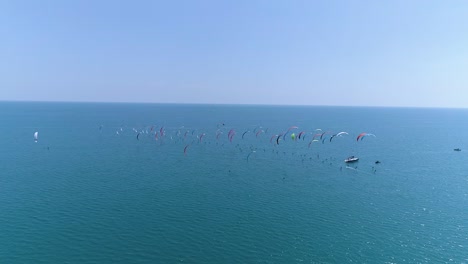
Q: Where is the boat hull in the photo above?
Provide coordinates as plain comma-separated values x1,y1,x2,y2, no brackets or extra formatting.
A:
344,158,359,163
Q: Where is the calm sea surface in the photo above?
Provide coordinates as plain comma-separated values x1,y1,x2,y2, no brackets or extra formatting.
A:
1,102,468,263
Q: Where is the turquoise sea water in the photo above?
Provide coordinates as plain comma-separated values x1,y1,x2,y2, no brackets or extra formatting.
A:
1,102,468,263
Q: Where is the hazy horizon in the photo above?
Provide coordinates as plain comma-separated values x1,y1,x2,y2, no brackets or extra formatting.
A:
4,99,468,110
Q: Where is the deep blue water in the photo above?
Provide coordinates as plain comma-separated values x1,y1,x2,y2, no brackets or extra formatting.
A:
1,102,468,263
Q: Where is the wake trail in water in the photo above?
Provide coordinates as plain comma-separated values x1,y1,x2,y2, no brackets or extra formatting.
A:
345,166,377,176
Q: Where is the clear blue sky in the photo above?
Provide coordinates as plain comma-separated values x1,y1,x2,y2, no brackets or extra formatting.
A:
1,0,468,107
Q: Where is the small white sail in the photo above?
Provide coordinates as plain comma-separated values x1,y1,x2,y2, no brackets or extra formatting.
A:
34,131,38,142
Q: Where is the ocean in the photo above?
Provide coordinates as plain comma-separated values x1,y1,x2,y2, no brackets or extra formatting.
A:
1,102,467,263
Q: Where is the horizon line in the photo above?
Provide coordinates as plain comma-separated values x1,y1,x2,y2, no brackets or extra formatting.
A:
0,99,467,110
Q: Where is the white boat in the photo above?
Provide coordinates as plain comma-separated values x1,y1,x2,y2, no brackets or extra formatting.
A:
344,156,359,163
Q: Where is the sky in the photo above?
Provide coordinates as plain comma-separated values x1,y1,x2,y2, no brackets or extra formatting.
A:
1,0,468,107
